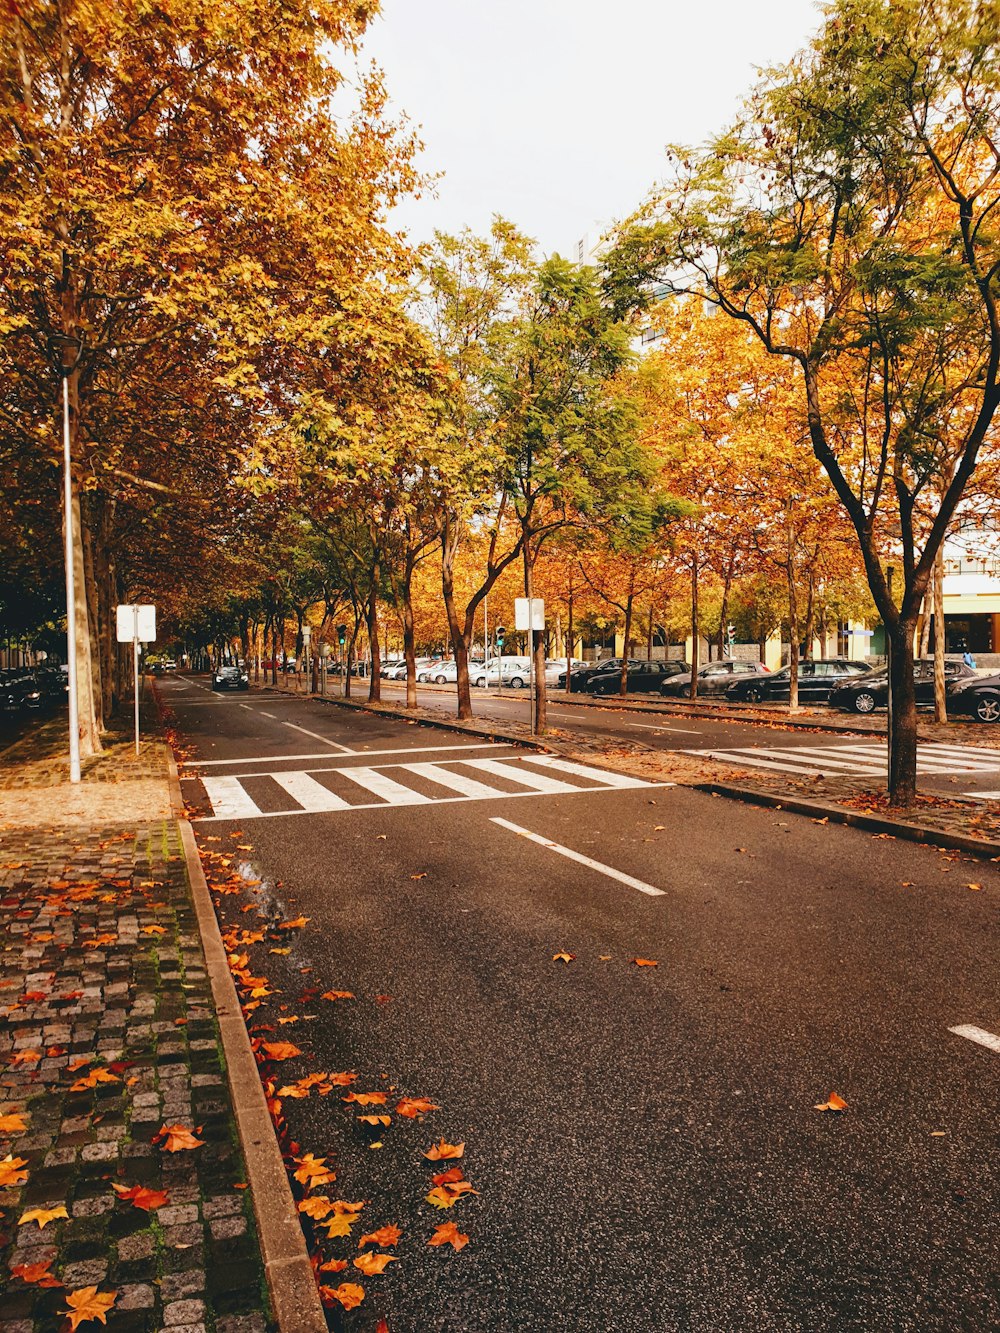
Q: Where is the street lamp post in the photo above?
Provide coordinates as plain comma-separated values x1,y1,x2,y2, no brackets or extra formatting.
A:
62,374,81,784
886,565,895,786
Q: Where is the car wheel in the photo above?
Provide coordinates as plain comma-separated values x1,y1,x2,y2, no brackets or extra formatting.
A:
474,677,486,688
508,676,525,689
434,674,447,684
745,685,764,704
974,695,1000,723
853,691,877,714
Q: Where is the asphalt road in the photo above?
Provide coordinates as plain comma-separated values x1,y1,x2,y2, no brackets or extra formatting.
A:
162,677,1000,1332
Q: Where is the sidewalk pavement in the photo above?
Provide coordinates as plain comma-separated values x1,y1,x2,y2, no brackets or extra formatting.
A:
0,711,279,1333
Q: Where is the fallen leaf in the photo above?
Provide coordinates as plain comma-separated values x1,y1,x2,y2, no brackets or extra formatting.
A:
431,1166,465,1186
10,1049,41,1067
812,817,829,825
293,1152,335,1186
425,1181,478,1209
269,947,291,955
424,1140,464,1161
141,925,166,935
61,1287,118,1328
11,1259,61,1286
353,1252,398,1275
967,883,983,891
277,916,310,929
326,1071,358,1086
428,1221,469,1251
319,1212,357,1238
930,1131,947,1137
632,958,658,967
0,1155,29,1186
299,1196,335,1219
409,872,428,880
358,1225,402,1248
111,1183,168,1211
396,1097,440,1119
343,1091,387,1106
259,1042,303,1062
322,991,355,1001
70,1068,121,1092
552,952,575,964
358,1114,391,1127
0,1112,28,1133
319,1259,348,1273
814,1092,849,1113
324,1282,365,1310
153,1124,205,1152
19,1205,68,1229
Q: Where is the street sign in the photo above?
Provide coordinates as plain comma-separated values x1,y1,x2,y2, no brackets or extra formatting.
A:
116,604,156,643
514,598,545,632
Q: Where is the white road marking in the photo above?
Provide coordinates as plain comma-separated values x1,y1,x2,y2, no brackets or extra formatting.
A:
524,755,653,788
270,772,351,811
189,743,499,768
462,758,582,794
490,818,666,897
949,1024,1000,1055
200,776,265,820
338,766,432,804
964,790,1000,799
691,740,1000,779
281,721,354,754
628,722,703,735
259,711,277,719
400,762,503,799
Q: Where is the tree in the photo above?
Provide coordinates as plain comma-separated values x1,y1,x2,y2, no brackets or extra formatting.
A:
609,0,1000,805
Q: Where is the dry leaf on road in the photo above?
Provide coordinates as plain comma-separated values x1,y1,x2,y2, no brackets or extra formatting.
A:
396,1097,440,1119
61,1286,117,1328
19,1205,68,1229
813,1092,849,1113
153,1124,205,1152
353,1252,398,1275
359,1225,402,1248
552,952,575,963
632,958,658,967
428,1221,469,1251
112,1184,168,1211
424,1140,464,1161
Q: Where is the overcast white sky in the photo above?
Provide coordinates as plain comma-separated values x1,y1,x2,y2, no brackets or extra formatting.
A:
359,0,825,257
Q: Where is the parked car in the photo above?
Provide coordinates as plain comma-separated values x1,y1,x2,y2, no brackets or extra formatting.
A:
557,658,629,693
212,664,249,692
379,658,405,678
948,671,1000,723
472,657,531,688
829,659,976,712
543,658,588,686
660,660,770,698
586,660,691,696
417,659,448,683
726,658,869,704
428,660,460,684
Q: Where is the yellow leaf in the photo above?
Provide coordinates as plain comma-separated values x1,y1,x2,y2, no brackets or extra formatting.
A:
61,1286,118,1329
814,1092,849,1113
353,1252,398,1275
424,1139,464,1161
552,952,575,963
19,1205,68,1229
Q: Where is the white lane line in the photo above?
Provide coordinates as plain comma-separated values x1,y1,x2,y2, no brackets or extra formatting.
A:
949,1024,1000,1055
338,766,432,805
628,723,703,735
490,817,666,897
270,772,351,811
282,721,355,754
192,780,676,823
964,790,1000,800
524,756,654,789
400,763,503,799
188,743,500,768
201,776,266,820
462,758,582,794
259,711,277,719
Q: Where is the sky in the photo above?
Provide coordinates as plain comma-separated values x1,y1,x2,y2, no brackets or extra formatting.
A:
358,0,826,258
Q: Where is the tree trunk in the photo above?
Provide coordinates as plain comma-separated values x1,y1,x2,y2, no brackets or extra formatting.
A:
402,554,418,710
689,557,700,700
801,571,816,660
888,617,920,806
366,586,381,702
933,550,947,724
620,597,634,696
787,558,800,712
441,522,473,720
566,576,575,693
647,608,654,661
70,484,101,754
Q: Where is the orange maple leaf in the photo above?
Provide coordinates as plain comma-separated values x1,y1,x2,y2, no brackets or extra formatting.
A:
321,990,355,1001
11,1259,62,1286
298,1196,335,1219
552,952,575,963
428,1221,469,1251
70,1068,120,1092
343,1091,387,1106
319,1212,357,1238
319,1258,348,1273
326,1071,358,1086
0,1155,29,1186
358,1114,391,1127
112,1183,169,1211
358,1225,402,1248
10,1049,41,1067
153,1124,204,1152
353,1252,398,1275
0,1111,28,1133
292,1152,335,1186
141,925,166,935
431,1166,465,1187
61,1286,118,1329
425,1184,474,1209
277,916,310,929
323,1282,365,1310
632,958,658,967
259,1042,303,1062
424,1140,464,1161
396,1097,440,1119
19,1205,68,1229
814,1092,849,1113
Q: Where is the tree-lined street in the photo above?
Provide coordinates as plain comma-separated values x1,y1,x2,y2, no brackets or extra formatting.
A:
159,675,1000,1332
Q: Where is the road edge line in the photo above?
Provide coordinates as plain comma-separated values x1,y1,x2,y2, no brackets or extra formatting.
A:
695,781,1000,860
167,768,327,1332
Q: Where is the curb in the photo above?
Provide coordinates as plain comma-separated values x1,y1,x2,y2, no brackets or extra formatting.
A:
165,752,327,1331
696,780,1000,860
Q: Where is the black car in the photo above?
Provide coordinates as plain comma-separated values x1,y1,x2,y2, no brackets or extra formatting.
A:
212,664,249,692
726,658,870,704
585,660,690,696
660,660,770,698
946,671,1000,723
829,659,976,713
557,658,629,693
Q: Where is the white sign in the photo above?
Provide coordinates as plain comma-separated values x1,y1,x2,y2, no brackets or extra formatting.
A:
514,598,545,632
116,603,156,643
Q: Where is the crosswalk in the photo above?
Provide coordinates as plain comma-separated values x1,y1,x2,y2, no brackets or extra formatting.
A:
690,740,1000,781
189,754,660,822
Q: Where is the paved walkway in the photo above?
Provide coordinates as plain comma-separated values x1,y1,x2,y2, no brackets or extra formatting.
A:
0,712,273,1333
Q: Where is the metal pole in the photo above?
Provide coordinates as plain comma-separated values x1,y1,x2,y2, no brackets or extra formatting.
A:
484,595,489,689
886,566,895,789
133,625,140,758
63,376,81,784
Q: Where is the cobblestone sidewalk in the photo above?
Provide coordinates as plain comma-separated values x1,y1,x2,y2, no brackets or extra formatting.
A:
0,715,274,1332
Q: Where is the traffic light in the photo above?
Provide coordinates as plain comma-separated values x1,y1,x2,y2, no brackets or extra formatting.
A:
495,625,506,648
337,624,347,646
